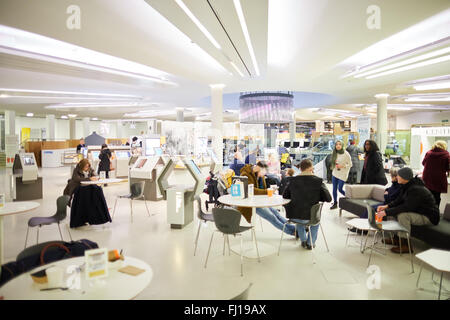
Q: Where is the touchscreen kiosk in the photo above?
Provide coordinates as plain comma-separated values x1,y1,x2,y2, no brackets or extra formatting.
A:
114,151,131,177
154,147,163,156
129,156,166,201
11,153,43,201
144,138,160,156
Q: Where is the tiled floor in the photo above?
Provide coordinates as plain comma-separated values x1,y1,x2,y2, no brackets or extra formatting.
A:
0,166,448,300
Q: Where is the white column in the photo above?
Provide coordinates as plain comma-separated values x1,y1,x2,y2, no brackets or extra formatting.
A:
116,121,123,139
147,119,157,134
176,108,184,122
156,120,162,135
350,120,357,132
69,118,76,140
5,110,15,135
289,121,295,146
210,84,225,169
83,117,90,137
375,93,389,154
315,120,324,132
46,114,55,140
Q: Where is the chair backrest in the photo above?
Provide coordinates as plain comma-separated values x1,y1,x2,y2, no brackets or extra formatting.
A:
212,207,242,235
309,202,324,225
194,195,207,220
54,195,71,221
365,201,382,230
230,283,253,300
130,181,145,199
443,203,450,221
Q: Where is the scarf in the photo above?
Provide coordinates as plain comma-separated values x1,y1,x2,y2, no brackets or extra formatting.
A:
330,142,345,170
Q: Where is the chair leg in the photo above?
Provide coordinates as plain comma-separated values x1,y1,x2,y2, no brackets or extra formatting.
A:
345,228,350,248
130,199,133,223
112,197,119,220
24,226,30,249
204,231,215,269
406,233,414,273
252,228,260,262
362,229,371,254
57,223,64,241
66,224,73,242
194,220,202,256
320,223,329,252
368,231,378,267
416,262,423,288
240,234,244,277
399,235,402,256
226,234,231,256
277,222,288,256
143,195,151,217
339,208,342,217
36,226,40,245
438,272,443,300
259,215,264,232
223,234,226,256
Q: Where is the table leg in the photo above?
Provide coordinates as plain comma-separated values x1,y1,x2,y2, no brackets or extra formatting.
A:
438,272,443,300
0,216,3,268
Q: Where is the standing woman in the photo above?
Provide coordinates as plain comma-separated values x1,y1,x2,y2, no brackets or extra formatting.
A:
360,140,388,186
98,143,112,181
330,141,352,209
422,140,450,208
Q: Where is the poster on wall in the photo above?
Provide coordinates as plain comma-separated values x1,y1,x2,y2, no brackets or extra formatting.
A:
5,134,19,168
357,116,371,148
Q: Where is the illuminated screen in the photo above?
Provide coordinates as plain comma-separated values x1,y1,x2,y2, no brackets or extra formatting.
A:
115,151,130,158
22,155,35,166
154,147,163,155
189,160,201,175
136,158,147,169
145,138,160,156
91,151,100,159
81,147,88,159
239,92,294,123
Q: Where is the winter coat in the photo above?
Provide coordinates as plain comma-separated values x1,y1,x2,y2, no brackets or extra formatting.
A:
384,181,402,204
385,177,440,225
229,158,245,177
422,148,450,193
331,151,352,182
346,145,361,173
98,148,112,173
237,164,267,223
70,185,112,228
63,165,96,197
282,173,332,220
360,151,387,186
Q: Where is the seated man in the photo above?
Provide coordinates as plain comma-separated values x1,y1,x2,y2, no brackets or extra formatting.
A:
283,159,332,249
238,161,296,236
376,167,440,253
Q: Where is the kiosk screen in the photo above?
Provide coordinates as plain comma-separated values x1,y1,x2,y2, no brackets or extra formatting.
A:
116,151,130,158
91,151,100,159
154,147,163,156
136,159,147,169
23,155,35,166
189,160,201,175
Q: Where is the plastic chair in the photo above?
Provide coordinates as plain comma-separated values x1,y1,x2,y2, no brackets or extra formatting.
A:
278,203,329,260
204,207,260,276
193,196,214,256
24,195,72,249
112,181,151,222
365,202,414,273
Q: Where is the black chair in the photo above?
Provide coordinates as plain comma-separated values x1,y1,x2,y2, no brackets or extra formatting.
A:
24,195,72,249
112,181,151,222
193,196,214,256
204,207,260,276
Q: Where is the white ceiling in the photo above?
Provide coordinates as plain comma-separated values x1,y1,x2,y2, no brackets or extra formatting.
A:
0,0,449,121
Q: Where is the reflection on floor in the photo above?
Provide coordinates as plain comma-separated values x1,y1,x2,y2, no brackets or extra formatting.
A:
0,167,448,300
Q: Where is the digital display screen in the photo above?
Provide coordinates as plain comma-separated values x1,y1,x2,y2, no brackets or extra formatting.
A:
284,142,291,148
292,142,300,148
239,93,294,123
136,158,147,169
91,151,100,159
145,138,160,156
189,160,201,175
81,147,88,159
115,151,130,158
154,147,163,156
22,155,35,166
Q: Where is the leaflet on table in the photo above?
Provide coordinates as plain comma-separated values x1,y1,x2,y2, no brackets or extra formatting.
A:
85,248,109,280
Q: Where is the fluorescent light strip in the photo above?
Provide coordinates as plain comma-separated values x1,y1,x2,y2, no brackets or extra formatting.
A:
405,97,450,102
229,61,244,77
233,0,260,76
0,88,141,98
366,54,450,79
414,81,450,90
174,0,221,49
45,102,148,109
355,47,450,78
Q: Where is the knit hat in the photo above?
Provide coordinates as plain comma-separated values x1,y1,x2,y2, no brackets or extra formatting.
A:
398,167,413,180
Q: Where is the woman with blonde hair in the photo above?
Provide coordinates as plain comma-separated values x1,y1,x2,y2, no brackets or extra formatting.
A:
422,140,450,207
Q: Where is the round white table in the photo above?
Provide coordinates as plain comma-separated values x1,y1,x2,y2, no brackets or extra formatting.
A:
0,201,40,264
415,249,450,300
0,256,153,300
80,178,126,186
218,195,290,258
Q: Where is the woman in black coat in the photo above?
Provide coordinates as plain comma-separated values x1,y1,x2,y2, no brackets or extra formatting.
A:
98,144,112,179
360,140,387,185
63,159,98,198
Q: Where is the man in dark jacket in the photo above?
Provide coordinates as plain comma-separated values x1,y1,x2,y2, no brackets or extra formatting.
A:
346,140,361,184
376,167,440,253
283,159,332,249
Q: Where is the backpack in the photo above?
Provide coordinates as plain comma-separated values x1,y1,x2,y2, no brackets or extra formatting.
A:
0,239,98,287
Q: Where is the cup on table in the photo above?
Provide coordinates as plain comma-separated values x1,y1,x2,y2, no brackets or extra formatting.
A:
375,214,383,223
45,266,64,288
267,188,274,197
99,171,106,180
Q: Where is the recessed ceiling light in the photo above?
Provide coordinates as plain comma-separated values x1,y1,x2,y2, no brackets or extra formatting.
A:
26,113,33,117
61,115,68,119
68,114,77,118
92,117,98,121
414,81,450,90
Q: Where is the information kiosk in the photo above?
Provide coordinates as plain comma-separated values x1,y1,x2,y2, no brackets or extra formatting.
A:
129,156,166,201
157,158,206,229
10,153,43,201
114,150,130,177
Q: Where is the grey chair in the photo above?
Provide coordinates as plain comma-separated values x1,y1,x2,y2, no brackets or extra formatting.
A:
204,207,260,277
278,202,329,259
24,195,72,249
230,282,253,300
112,181,151,222
365,202,414,273
194,196,214,256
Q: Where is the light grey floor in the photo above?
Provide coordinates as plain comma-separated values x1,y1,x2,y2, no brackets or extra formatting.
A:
0,166,448,300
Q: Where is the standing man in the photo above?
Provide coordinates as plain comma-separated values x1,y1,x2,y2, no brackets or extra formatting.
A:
76,138,86,153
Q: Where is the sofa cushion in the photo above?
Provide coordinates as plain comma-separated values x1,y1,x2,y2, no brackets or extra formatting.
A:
411,220,450,250
371,185,386,202
345,185,374,199
339,198,383,218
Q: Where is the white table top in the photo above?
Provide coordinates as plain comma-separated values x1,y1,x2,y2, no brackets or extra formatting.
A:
0,201,40,217
345,218,376,231
415,249,450,272
218,194,290,208
0,256,153,300
81,178,125,185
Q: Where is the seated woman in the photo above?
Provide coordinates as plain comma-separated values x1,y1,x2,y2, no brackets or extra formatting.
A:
63,159,98,200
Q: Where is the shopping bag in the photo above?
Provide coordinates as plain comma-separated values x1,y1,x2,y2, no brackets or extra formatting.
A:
230,180,244,199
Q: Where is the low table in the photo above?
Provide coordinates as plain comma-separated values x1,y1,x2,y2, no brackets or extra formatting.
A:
218,195,290,259
416,249,450,300
0,256,153,300
80,178,126,186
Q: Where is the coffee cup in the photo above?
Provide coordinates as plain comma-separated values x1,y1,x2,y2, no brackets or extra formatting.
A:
45,266,64,288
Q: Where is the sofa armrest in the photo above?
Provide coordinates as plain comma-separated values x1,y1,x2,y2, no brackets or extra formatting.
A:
371,185,386,202
345,184,375,199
